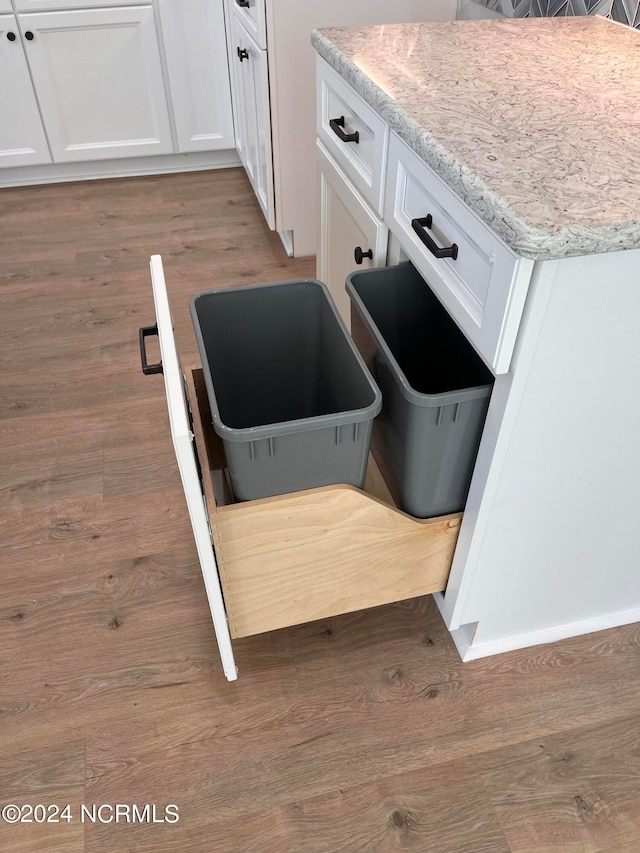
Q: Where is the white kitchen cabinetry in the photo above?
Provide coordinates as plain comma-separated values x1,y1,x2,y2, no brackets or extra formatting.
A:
229,0,265,49
225,0,457,255
317,61,388,216
316,51,640,664
158,0,234,153
317,141,387,329
0,14,51,167
385,134,534,375
0,1,14,12
18,6,173,162
1,0,238,184
228,8,274,228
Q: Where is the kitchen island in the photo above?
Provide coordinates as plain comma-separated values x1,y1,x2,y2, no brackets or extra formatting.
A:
313,17,640,660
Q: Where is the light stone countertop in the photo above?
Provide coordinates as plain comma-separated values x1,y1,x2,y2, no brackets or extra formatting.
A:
312,18,640,260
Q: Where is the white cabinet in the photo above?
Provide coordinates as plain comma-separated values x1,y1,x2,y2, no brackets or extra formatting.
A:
316,59,388,217
224,0,457,254
317,140,387,329
266,0,458,256
158,0,234,153
228,0,265,49
0,14,51,167
315,49,640,664
18,6,173,162
0,1,14,12
228,9,275,228
385,134,534,374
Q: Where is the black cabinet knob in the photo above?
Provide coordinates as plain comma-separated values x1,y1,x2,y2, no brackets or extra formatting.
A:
354,246,373,265
237,46,248,61
25,31,34,40
7,31,16,41
236,0,250,6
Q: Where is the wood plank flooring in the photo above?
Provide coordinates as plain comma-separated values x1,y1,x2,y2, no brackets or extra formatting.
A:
2,168,640,852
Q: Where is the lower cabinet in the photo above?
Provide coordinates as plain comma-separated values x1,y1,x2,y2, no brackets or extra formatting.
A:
158,0,234,153
0,13,51,167
1,0,236,176
316,140,388,329
19,5,173,163
228,10,275,229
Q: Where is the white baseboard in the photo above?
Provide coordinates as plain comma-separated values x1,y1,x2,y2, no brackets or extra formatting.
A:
0,149,240,189
433,593,640,661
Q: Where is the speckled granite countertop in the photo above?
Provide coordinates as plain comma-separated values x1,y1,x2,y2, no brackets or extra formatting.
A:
312,17,640,260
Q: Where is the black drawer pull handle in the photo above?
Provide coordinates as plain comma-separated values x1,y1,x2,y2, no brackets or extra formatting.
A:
237,46,249,61
25,30,34,41
236,0,250,6
329,116,359,145
7,31,17,41
411,215,458,260
354,246,373,265
139,324,163,375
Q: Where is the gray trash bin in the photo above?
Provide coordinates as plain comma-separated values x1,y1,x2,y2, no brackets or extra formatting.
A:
347,263,493,518
191,279,382,502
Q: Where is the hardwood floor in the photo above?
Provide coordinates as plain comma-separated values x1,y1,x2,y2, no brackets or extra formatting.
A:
2,168,640,852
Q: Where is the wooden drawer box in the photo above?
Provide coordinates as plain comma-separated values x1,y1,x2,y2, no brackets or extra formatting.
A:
385,133,533,374
187,367,460,640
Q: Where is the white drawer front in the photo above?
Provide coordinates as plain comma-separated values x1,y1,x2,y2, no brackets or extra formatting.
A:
230,0,265,50
317,58,387,216
385,133,533,374
145,255,237,682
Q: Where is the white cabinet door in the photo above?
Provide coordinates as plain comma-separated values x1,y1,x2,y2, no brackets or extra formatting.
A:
317,141,388,330
0,1,14,12
146,255,237,682
19,6,173,162
158,0,234,153
228,13,274,228
0,14,51,167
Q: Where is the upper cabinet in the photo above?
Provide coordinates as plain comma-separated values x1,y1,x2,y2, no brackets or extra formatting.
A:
0,13,51,167
158,0,234,153
17,6,173,162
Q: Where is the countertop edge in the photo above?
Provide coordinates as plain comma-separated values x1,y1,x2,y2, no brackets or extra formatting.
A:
312,28,640,262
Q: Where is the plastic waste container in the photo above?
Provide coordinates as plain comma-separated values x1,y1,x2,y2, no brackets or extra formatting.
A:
347,263,493,518
191,279,382,502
